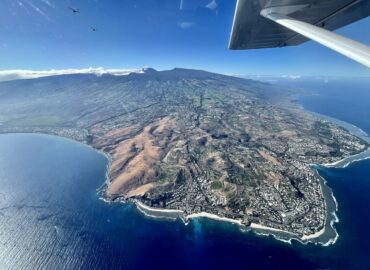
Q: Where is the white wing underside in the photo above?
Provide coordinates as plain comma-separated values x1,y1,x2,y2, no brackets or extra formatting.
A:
229,0,370,67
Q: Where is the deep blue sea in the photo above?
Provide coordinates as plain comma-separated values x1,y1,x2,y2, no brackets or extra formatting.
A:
0,78,370,270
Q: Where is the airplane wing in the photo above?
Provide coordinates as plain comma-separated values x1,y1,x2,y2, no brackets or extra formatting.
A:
229,0,370,67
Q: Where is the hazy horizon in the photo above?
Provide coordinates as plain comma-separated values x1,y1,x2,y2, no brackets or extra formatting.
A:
1,66,370,83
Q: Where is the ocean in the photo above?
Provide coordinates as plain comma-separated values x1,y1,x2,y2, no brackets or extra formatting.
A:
0,78,369,270
276,77,370,134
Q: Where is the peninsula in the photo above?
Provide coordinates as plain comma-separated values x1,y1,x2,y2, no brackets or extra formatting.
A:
0,68,367,241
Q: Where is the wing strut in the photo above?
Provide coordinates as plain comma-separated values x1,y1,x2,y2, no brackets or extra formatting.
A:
261,10,370,67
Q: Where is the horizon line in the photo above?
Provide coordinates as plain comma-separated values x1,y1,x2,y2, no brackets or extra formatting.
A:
0,67,369,82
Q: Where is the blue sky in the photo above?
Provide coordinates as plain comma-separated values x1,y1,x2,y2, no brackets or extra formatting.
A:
0,0,369,76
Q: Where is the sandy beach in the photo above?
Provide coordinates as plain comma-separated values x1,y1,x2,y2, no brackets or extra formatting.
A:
250,223,292,234
186,212,243,226
301,227,326,240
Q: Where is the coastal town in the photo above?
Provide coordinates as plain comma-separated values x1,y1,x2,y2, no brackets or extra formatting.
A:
0,68,368,241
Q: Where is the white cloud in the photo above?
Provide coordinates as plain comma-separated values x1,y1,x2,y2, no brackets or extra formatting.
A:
281,75,301,80
206,0,218,10
0,67,145,82
177,21,195,29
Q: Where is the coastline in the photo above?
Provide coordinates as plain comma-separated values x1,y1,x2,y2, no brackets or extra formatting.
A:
129,156,350,246
291,92,370,143
2,101,370,247
322,149,370,168
186,212,243,226
0,132,349,246
291,96,370,245
134,197,332,246
311,167,340,246
309,111,370,144
301,227,326,241
124,102,370,246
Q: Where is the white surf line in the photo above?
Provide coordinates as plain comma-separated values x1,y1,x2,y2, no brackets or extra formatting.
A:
249,223,299,239
323,148,370,168
136,200,329,243
135,201,184,214
186,212,243,226
252,222,335,246
135,201,243,226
